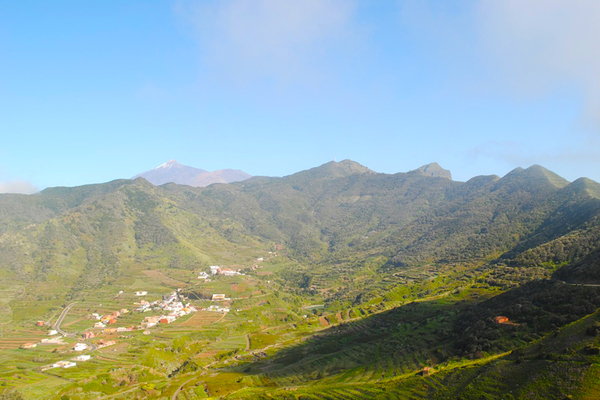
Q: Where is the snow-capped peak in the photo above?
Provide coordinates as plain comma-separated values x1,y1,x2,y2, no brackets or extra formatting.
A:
156,160,179,169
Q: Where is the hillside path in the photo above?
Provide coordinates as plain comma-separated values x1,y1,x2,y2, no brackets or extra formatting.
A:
53,302,76,337
172,377,196,400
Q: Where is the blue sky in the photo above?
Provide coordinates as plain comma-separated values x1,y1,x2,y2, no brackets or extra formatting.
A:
1,0,599,193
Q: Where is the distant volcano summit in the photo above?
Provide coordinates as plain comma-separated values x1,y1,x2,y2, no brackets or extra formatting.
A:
133,160,252,187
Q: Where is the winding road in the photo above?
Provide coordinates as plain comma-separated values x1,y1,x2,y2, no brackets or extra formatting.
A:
172,377,197,400
53,302,76,337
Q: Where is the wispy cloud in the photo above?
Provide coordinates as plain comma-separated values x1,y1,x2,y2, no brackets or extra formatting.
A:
468,140,600,169
0,180,38,194
399,1,600,130
476,0,600,128
175,0,359,87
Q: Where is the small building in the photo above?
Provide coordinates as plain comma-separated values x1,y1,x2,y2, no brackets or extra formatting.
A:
107,318,118,325
94,322,106,328
72,355,91,362
48,329,58,336
98,340,116,347
210,266,221,275
135,291,148,296
21,343,37,349
54,361,76,369
198,271,210,279
82,331,96,339
422,367,432,376
73,343,88,351
212,294,227,301
159,315,177,324
36,320,45,327
144,316,161,324
495,316,509,324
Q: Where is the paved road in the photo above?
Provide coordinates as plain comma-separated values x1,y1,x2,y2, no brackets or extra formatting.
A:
53,302,76,337
172,377,196,400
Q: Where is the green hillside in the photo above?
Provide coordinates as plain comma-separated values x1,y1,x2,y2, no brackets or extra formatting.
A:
1,160,600,399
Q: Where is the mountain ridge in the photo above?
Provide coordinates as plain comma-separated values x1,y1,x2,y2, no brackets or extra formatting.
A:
2,159,600,398
133,159,252,187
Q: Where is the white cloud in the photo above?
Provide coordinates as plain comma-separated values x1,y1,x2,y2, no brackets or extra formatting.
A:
176,0,358,86
0,180,38,194
400,1,600,128
476,1,600,126
468,140,600,171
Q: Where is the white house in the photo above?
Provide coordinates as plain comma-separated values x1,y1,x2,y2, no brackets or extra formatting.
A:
72,355,91,362
54,361,76,369
135,291,148,296
73,343,88,351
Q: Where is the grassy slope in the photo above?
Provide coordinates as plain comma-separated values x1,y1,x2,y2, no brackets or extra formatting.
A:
1,162,600,398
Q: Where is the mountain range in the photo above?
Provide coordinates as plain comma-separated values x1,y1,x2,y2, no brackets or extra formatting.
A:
133,159,252,187
2,159,600,399
2,159,599,289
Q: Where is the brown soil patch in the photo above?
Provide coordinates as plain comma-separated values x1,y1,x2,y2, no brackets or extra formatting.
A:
194,350,219,359
256,271,273,276
231,284,247,292
180,311,223,327
0,337,45,349
319,316,330,327
335,312,343,323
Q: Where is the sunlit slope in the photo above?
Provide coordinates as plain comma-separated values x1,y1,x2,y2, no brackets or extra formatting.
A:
1,160,600,298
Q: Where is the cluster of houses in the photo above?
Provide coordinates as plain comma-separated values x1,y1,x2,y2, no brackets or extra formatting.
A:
23,290,199,359
209,265,244,277
90,309,130,328
135,291,197,328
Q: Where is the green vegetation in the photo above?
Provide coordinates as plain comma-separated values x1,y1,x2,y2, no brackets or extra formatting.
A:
1,160,600,398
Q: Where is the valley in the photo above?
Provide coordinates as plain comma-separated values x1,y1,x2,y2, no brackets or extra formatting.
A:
1,160,600,399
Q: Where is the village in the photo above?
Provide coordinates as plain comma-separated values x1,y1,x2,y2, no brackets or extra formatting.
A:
18,258,280,374
22,271,240,371
23,289,205,370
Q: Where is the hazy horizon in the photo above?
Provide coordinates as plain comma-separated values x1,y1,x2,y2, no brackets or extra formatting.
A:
2,1,599,192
